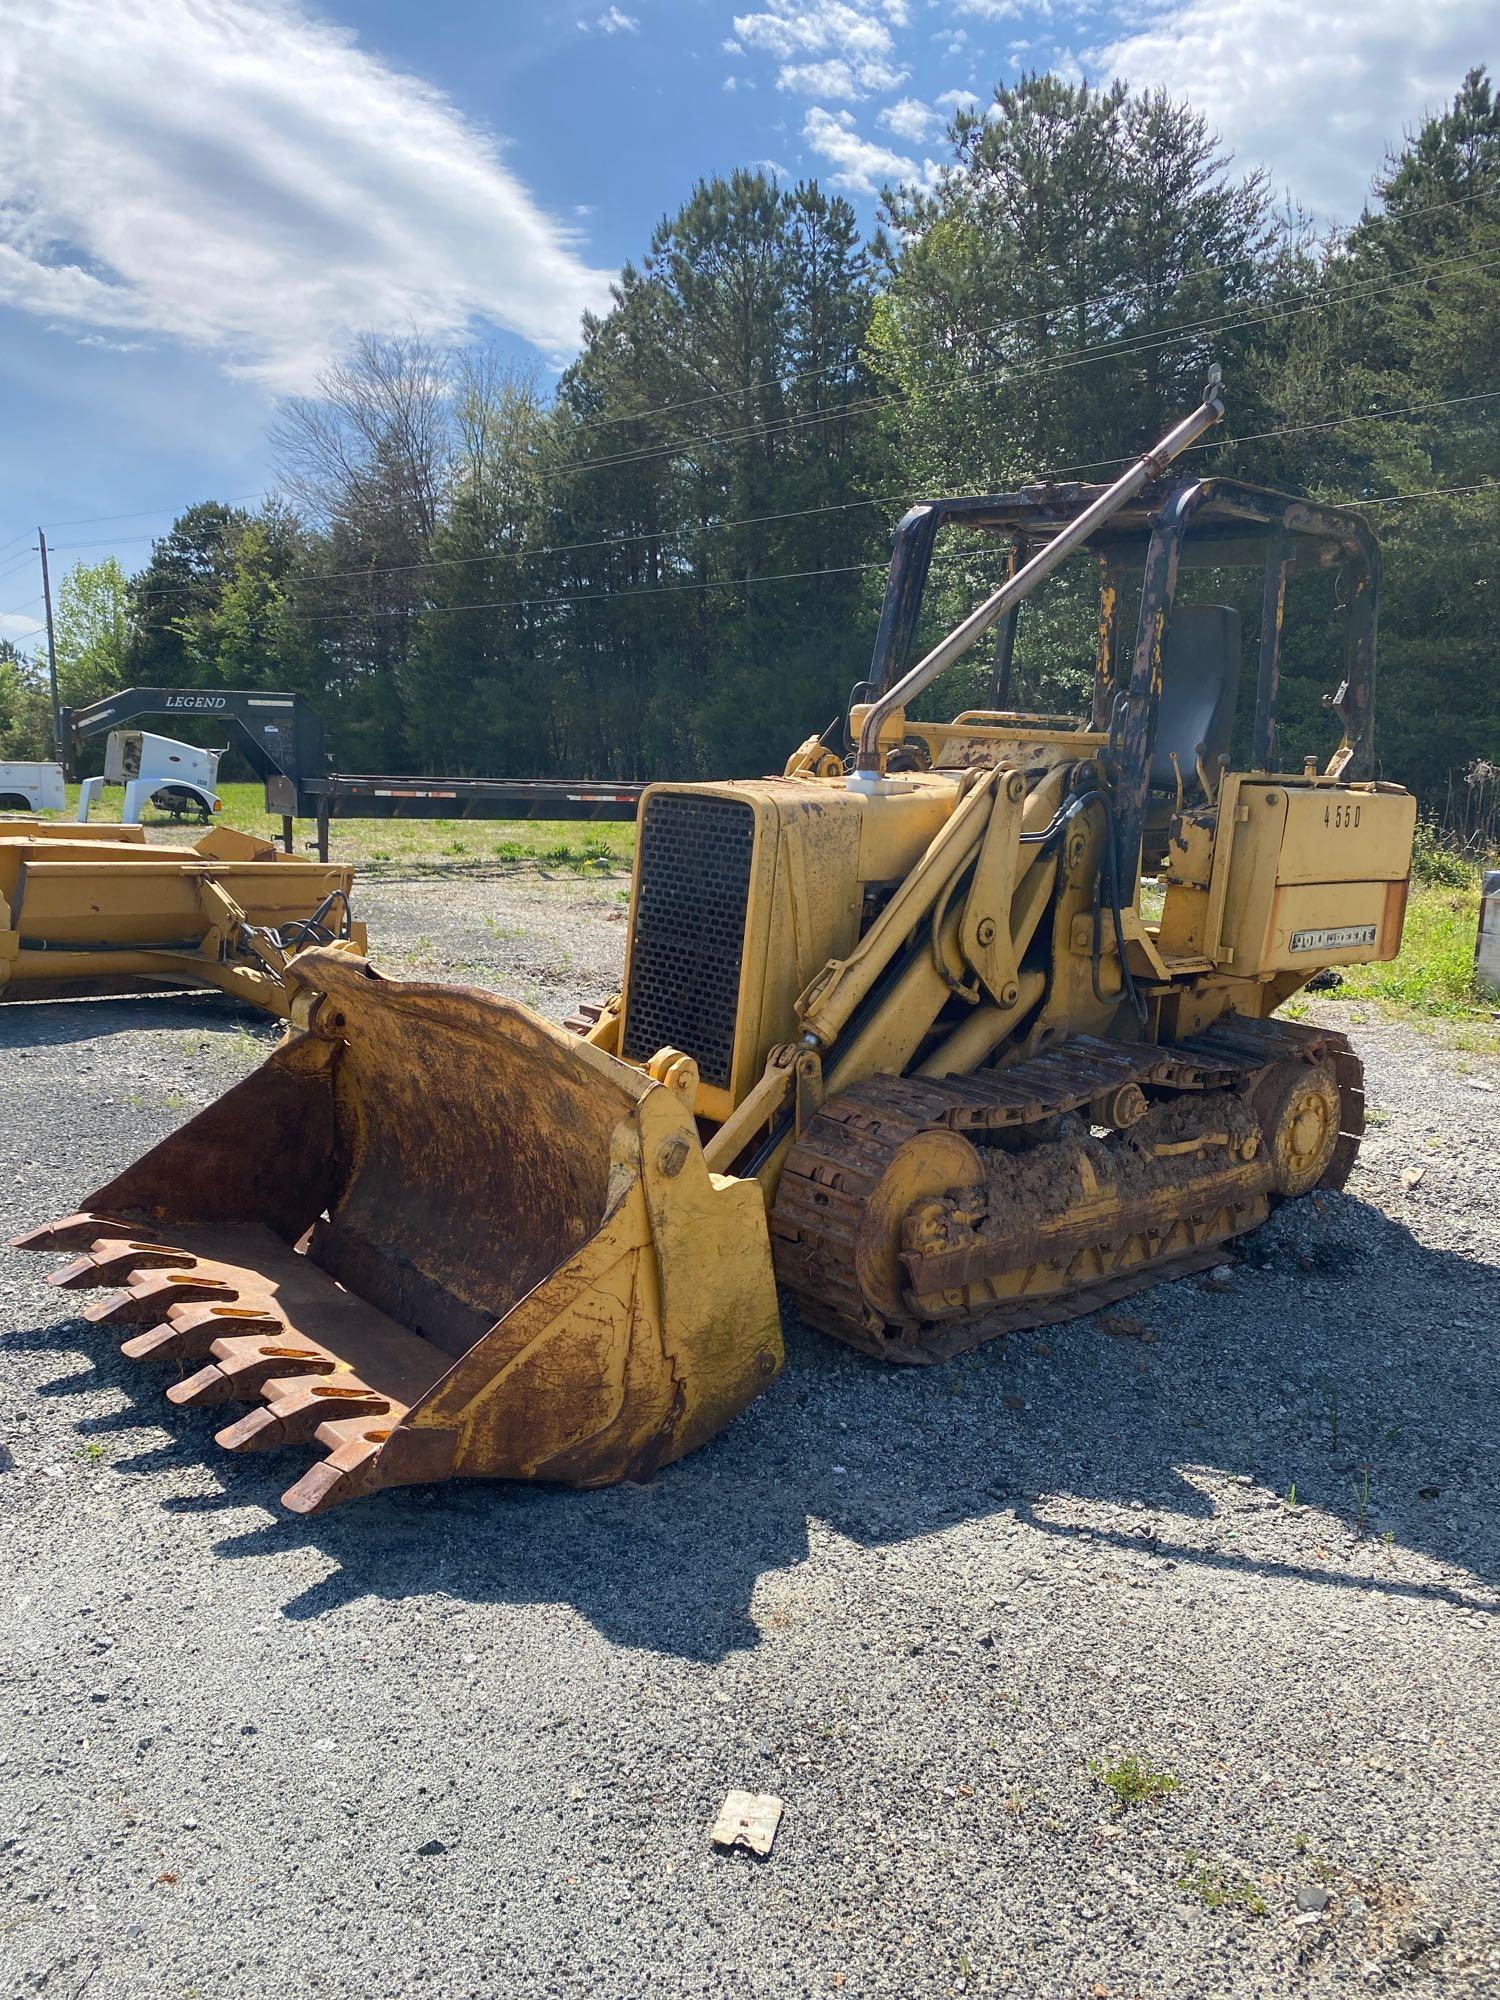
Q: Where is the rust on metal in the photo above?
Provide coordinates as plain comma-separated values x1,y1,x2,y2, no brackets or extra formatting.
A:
771,1018,1362,1363
12,948,782,1514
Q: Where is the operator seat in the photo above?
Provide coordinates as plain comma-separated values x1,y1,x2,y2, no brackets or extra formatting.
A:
1151,603,1241,788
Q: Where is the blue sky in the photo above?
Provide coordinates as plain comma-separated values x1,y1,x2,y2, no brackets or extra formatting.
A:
2,0,1495,645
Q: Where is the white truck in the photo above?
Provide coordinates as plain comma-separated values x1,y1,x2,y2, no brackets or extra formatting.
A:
76,730,225,824
0,760,67,814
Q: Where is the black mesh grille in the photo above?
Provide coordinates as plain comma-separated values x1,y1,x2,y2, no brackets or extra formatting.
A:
621,793,755,1089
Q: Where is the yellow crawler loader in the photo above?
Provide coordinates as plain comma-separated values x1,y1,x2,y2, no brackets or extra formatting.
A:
0,820,363,1017
13,375,1417,1514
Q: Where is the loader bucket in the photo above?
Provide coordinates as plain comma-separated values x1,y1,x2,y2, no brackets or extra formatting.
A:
12,948,782,1514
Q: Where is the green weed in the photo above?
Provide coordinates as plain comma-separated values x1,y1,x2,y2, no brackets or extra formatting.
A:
1178,1855,1267,1916
1410,817,1473,888
1349,1465,1372,1536
1090,1754,1180,1810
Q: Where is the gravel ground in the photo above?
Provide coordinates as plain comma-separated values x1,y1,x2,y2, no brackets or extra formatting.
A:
1,865,1496,2000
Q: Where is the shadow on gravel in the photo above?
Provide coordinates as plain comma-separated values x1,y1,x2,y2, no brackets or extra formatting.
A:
11,1194,1499,1662
0,992,271,1048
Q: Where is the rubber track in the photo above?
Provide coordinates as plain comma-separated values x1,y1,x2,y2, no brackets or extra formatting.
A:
770,1017,1362,1360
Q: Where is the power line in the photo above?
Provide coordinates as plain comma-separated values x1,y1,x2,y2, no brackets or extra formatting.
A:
293,474,1497,626
29,470,1478,658
1034,387,1500,483
22,205,1500,566
15,221,1500,592
41,492,269,534
537,175,1500,440
1359,479,1499,506
10,171,1498,568
0,550,38,587
112,386,1500,608
545,242,1500,481
295,557,885,624
18,221,1500,579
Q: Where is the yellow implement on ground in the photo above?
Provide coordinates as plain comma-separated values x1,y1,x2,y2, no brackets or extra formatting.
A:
0,821,363,1017
13,376,1418,1514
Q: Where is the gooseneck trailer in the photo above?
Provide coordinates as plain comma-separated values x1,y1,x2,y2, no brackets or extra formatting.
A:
60,688,644,857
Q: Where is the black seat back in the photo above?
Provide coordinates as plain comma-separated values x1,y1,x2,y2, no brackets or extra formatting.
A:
1151,603,1241,787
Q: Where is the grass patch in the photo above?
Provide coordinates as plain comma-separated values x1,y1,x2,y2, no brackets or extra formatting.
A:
1177,1855,1267,1916
43,781,636,873
1329,875,1500,1052
1340,879,1486,1015
1090,1753,1180,1810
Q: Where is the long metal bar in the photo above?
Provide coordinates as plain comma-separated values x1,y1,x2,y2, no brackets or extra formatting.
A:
1252,533,1290,770
851,371,1227,781
984,536,1028,708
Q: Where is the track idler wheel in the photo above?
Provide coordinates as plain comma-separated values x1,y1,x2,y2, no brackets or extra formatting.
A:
1252,1059,1341,1196
854,1128,983,1322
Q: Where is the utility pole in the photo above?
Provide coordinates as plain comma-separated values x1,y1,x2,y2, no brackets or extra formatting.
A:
37,529,63,767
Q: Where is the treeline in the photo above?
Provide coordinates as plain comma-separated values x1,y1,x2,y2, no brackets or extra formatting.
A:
4,67,1498,814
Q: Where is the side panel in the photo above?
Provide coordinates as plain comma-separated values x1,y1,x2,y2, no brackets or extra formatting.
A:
1213,779,1415,975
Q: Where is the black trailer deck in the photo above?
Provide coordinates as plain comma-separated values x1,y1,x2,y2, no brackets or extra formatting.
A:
62,689,644,857
302,774,643,856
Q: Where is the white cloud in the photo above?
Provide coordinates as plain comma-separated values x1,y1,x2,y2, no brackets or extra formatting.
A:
952,0,1021,19
723,73,741,89
0,0,614,391
735,2,911,97
802,104,932,194
879,96,941,141
734,1,898,66
1093,0,1500,218
778,54,906,96
876,87,977,143
581,6,639,32
0,613,45,647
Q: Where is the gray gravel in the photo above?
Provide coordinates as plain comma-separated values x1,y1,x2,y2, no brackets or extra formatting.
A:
1,870,1497,1999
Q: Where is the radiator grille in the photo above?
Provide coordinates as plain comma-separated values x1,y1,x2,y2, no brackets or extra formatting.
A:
621,793,755,1089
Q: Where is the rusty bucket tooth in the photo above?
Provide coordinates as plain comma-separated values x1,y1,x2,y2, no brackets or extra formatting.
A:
165,1338,336,1409
11,1213,162,1255
46,1240,195,1290
120,1302,284,1366
82,1269,239,1327
216,1376,395,1453
281,1419,391,1516
11,948,783,1512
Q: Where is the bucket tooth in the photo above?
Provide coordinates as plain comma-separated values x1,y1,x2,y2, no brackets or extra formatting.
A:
9,949,784,1509
11,1214,162,1256
216,1376,394,1453
280,1419,389,1516
213,1407,285,1454
47,1240,195,1290
165,1337,336,1409
120,1302,284,1366
81,1269,240,1327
